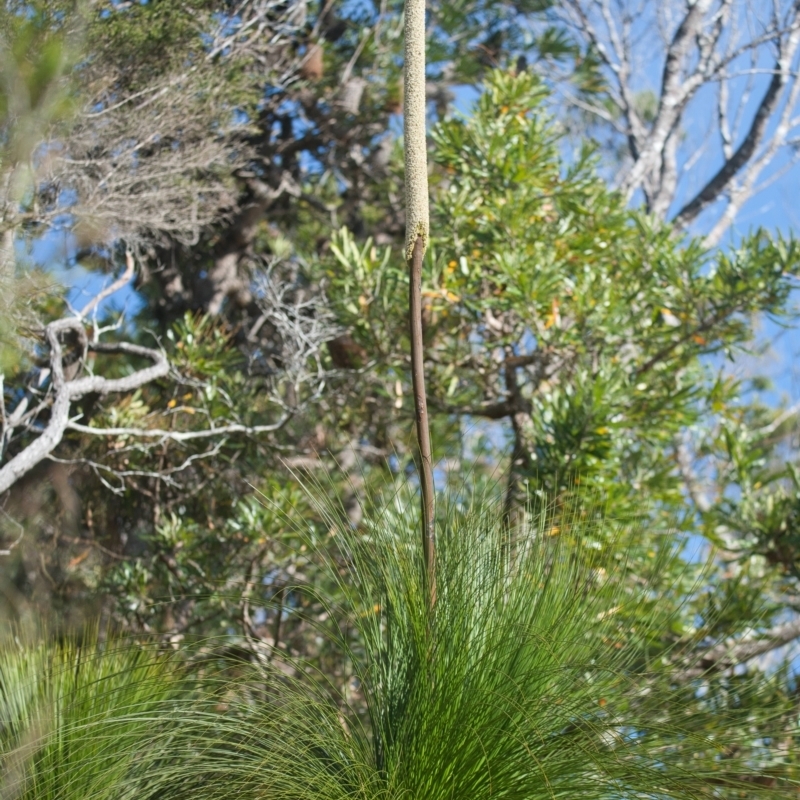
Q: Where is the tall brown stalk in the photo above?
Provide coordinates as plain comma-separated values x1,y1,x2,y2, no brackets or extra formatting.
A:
403,0,435,607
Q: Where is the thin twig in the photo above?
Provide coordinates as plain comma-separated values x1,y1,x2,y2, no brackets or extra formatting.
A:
0,507,24,556
66,415,290,442
78,249,136,319
757,400,800,437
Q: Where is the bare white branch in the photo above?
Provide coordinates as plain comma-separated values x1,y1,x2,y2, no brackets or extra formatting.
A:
675,615,800,681
66,416,291,443
0,319,169,495
0,507,24,556
559,0,800,240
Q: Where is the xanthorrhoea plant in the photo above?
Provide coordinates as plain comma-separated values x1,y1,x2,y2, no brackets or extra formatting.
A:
114,490,793,799
0,630,185,800
2,493,796,798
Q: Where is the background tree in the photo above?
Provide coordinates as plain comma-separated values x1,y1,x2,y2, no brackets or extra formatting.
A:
0,0,588,623
556,0,800,246
0,9,799,778
326,69,800,667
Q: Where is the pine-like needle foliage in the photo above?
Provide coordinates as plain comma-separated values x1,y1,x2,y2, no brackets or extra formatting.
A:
147,493,798,799
0,630,186,800
1,496,796,798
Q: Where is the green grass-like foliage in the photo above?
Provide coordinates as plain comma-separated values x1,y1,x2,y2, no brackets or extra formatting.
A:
0,630,184,800
1,495,795,798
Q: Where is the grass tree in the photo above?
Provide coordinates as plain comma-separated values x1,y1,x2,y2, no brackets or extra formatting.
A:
3,501,798,797
0,630,187,800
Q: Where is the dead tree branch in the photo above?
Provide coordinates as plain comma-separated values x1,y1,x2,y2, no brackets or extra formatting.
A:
674,615,800,681
0,318,169,495
560,0,800,240
674,9,800,229
65,417,290,443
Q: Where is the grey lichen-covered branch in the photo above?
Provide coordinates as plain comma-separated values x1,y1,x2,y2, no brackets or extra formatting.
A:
65,417,291,443
0,318,169,496
674,615,800,682
0,250,339,499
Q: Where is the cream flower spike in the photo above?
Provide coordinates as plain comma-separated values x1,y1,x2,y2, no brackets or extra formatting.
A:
403,0,429,262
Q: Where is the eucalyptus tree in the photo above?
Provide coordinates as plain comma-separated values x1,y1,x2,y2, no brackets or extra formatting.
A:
556,0,800,246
